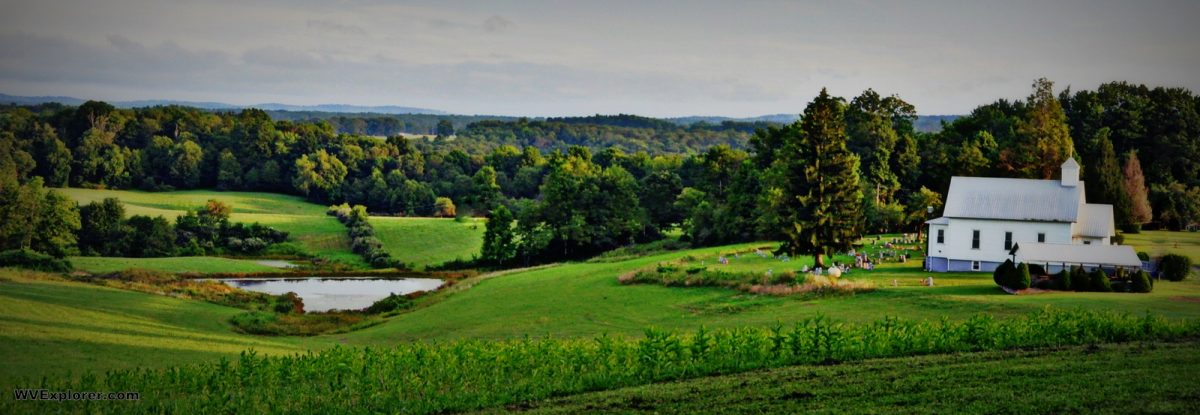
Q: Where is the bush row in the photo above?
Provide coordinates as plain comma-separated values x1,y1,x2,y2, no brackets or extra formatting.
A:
7,309,1197,414
618,263,874,296
328,204,406,269
0,249,73,273
994,259,1153,293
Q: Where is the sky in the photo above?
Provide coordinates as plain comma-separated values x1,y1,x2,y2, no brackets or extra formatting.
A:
1,0,1197,117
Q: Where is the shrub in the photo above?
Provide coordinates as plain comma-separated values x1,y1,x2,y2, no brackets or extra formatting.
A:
1088,269,1113,292
1053,270,1071,291
993,259,1014,288
1120,223,1142,234
1137,251,1150,261
229,311,281,335
0,249,73,273
366,292,414,314
1158,254,1192,281
1069,265,1089,291
1012,262,1032,290
1028,263,1046,277
1131,270,1153,293
274,292,304,314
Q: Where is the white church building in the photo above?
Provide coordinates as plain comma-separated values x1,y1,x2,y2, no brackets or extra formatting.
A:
925,158,1142,273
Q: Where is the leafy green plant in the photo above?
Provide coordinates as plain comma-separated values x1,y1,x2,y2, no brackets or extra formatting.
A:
1131,270,1153,293
1089,269,1113,292
1158,254,1192,281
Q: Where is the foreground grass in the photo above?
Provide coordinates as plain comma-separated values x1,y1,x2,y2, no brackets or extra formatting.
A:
69,256,285,274
2,308,1195,414
59,188,367,268
371,216,485,269
0,269,334,384
501,340,1200,414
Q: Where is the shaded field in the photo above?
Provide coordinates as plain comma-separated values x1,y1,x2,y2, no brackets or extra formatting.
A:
58,188,366,268
69,256,285,274
498,340,1200,414
371,216,485,269
0,269,334,384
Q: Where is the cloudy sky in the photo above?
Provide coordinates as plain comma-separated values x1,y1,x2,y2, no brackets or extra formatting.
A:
1,0,1197,117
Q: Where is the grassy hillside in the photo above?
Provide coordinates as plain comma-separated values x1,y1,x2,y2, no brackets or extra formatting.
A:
58,188,366,268
502,341,1200,414
0,269,333,384
69,256,287,274
371,216,485,269
1125,230,1200,263
344,241,1200,343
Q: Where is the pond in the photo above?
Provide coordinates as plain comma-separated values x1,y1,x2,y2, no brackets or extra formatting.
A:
220,277,444,312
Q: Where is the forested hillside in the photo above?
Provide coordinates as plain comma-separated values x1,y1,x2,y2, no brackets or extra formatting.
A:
2,79,1199,267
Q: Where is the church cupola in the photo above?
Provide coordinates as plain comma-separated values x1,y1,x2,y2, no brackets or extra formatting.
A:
1061,157,1079,187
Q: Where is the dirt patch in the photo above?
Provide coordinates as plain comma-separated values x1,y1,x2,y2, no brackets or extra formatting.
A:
1168,296,1200,304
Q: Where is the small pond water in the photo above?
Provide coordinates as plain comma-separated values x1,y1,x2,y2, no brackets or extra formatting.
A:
220,277,444,312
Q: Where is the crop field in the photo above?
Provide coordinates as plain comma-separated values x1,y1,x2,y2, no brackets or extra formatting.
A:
506,340,1200,414
59,188,367,268
4,307,1196,414
371,216,486,269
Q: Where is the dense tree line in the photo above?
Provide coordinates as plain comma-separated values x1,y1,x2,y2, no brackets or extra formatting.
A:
2,78,1199,267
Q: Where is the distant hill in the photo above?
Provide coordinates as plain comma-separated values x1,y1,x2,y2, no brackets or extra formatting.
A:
671,114,961,133
0,93,444,115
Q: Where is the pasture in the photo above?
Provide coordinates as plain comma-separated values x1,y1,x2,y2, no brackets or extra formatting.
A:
59,188,367,268
371,216,486,269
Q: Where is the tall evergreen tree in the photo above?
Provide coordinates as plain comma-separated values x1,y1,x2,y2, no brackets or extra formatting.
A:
1123,150,1153,227
765,88,864,268
1085,128,1131,226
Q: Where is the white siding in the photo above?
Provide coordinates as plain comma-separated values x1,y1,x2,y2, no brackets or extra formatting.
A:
928,224,949,258
940,218,1072,264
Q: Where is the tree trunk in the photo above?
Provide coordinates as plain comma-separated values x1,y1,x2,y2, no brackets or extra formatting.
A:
814,252,827,269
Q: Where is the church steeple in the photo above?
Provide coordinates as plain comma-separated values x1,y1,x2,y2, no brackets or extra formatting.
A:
1061,156,1079,187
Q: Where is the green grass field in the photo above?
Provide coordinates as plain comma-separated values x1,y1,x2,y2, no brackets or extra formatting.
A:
68,256,287,274
371,216,485,269
58,188,367,268
1124,230,1200,263
502,340,1200,414
0,269,335,384
343,241,1200,343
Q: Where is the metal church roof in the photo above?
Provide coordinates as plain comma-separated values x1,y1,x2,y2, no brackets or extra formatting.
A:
942,177,1085,222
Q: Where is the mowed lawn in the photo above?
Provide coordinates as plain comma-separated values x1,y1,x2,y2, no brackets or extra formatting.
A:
58,188,366,268
371,217,485,269
345,239,1200,344
1124,230,1200,263
0,269,336,385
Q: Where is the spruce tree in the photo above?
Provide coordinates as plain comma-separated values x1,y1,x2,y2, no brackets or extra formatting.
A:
1085,128,1131,226
767,88,864,268
1123,150,1153,228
